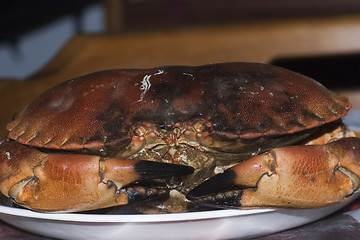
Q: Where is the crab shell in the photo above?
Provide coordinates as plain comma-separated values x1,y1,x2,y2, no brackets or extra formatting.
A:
6,62,350,153
0,62,355,212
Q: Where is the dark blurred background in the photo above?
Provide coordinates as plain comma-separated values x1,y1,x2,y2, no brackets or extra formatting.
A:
1,0,360,88
0,0,102,78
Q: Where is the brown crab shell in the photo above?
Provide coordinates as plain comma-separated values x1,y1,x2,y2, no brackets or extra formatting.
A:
7,62,350,153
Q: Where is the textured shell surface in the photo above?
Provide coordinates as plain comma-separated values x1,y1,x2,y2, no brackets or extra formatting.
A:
7,62,350,152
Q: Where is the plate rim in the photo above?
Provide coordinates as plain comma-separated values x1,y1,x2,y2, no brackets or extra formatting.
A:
0,204,276,223
1,192,359,223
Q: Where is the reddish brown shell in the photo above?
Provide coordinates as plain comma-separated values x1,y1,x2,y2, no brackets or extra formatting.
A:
7,62,350,151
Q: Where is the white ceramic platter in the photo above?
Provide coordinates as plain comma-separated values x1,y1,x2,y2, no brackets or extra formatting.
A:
0,192,359,240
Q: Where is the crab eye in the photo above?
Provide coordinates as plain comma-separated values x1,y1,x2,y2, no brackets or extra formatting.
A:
194,121,211,133
133,125,147,137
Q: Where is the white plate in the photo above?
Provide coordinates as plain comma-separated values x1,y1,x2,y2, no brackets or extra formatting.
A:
0,192,359,240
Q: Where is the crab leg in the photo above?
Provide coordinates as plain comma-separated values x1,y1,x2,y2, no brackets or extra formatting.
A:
0,141,193,212
187,137,360,209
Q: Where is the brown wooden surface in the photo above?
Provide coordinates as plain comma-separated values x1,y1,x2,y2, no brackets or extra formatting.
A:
2,15,360,138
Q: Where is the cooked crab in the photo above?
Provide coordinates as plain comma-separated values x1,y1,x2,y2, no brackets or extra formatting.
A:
0,62,359,213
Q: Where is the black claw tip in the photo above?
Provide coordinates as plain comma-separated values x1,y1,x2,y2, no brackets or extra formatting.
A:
134,161,194,180
125,186,169,204
187,169,238,200
189,190,243,209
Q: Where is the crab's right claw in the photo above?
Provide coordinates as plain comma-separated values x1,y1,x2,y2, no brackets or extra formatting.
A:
188,137,360,209
104,159,195,205
0,141,194,212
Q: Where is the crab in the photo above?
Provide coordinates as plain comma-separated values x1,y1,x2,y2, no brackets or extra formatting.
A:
1,62,360,213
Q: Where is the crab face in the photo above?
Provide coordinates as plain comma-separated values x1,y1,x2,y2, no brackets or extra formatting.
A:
1,62,359,213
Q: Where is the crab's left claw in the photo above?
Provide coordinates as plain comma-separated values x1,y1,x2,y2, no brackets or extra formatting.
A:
188,137,360,209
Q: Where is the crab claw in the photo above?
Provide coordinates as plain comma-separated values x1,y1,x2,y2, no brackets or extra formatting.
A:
188,137,360,209
102,158,194,206
0,141,193,212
